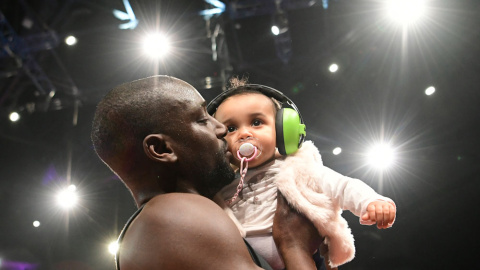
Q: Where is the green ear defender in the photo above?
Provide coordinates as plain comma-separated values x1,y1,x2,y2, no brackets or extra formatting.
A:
207,84,306,156
275,108,306,155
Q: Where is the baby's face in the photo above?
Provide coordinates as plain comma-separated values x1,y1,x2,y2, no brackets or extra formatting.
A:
215,93,277,168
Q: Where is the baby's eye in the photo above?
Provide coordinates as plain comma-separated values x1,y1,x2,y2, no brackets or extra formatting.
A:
252,119,262,126
227,126,237,133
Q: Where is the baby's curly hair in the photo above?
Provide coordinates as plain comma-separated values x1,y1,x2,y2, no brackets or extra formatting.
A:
223,75,282,111
226,75,249,90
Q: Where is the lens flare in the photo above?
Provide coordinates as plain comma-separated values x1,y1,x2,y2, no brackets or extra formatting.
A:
367,143,395,170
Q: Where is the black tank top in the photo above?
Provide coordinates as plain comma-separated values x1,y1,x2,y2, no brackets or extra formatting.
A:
115,205,273,270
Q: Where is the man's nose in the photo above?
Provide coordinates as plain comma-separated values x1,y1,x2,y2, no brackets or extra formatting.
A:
212,116,227,138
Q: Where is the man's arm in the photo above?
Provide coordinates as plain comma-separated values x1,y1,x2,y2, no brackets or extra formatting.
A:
120,193,264,269
273,192,323,270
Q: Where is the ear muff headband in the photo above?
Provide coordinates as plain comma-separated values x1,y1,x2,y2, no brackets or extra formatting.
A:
207,84,306,155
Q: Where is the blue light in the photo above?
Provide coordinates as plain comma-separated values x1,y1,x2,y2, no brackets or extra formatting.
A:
200,0,226,18
113,0,138,30
199,8,224,16
323,0,329,9
205,0,225,9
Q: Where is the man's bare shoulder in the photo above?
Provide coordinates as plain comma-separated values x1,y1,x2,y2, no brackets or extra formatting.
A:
130,193,229,240
146,192,220,217
120,193,261,269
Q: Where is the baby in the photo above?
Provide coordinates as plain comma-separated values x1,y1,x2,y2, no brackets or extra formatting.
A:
208,80,396,269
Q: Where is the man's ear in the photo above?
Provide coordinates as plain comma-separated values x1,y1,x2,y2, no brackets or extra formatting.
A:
143,134,177,163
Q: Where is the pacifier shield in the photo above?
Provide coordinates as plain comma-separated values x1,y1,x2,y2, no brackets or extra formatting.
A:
239,143,255,157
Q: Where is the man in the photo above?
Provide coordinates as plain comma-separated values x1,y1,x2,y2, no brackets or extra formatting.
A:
91,75,321,269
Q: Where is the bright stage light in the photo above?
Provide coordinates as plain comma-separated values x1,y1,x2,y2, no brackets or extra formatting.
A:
65,35,77,46
108,241,119,255
143,34,170,58
271,26,280,35
9,112,20,122
329,63,339,73
367,143,395,170
33,220,41,227
425,86,435,96
333,147,342,155
387,0,426,25
56,184,78,209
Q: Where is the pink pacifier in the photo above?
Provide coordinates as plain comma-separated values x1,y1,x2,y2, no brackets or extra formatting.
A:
226,143,258,205
237,142,258,161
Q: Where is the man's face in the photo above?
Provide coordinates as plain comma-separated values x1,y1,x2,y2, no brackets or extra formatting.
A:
172,88,235,197
214,93,277,168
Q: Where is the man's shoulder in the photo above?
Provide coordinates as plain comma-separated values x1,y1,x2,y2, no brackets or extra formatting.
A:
137,193,232,233
144,193,219,218
148,192,213,205
120,193,259,269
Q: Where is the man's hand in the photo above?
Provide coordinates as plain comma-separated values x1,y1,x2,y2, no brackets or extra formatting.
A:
361,200,396,229
273,191,322,270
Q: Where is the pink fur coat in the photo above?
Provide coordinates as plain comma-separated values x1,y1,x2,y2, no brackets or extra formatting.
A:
216,140,393,267
272,140,355,267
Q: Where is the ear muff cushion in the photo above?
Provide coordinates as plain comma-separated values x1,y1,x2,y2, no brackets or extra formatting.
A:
277,108,305,155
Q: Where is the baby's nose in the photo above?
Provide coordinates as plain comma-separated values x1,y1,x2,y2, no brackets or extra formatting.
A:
238,126,253,140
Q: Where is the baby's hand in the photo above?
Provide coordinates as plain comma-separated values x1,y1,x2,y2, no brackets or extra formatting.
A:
361,200,396,229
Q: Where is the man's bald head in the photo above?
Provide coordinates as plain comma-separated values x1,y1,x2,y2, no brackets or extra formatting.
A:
91,75,199,173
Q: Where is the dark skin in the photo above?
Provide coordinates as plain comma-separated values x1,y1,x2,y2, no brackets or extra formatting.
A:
120,193,323,270
273,192,322,270
120,193,263,269
94,76,321,269
274,193,338,270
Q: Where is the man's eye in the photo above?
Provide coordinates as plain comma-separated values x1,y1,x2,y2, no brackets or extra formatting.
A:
227,126,236,133
198,119,208,124
252,119,262,126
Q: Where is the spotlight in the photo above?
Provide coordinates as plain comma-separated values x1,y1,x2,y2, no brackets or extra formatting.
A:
333,147,342,155
425,86,435,96
33,220,41,227
108,241,119,255
56,184,78,209
329,63,339,73
9,112,20,122
387,0,426,25
65,35,77,46
143,33,170,58
271,11,289,36
367,143,395,170
205,77,212,89
271,26,280,35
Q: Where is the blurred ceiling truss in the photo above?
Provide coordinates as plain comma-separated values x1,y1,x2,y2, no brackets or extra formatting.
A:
0,0,79,115
0,0,327,114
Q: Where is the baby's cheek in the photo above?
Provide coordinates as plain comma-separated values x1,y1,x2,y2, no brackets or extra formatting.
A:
225,142,234,152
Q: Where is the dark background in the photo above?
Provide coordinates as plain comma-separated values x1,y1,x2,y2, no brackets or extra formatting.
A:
1,0,479,269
